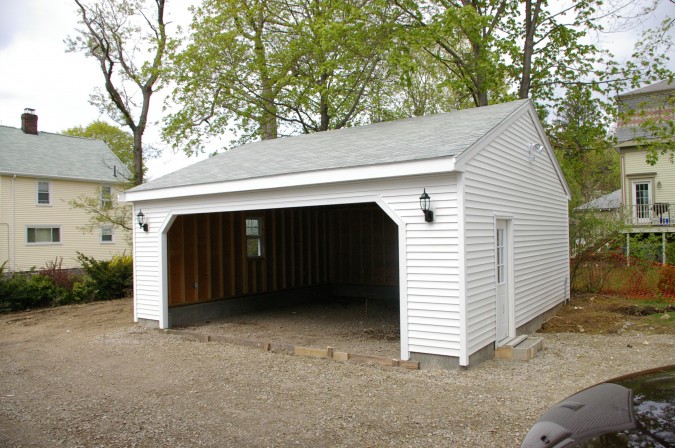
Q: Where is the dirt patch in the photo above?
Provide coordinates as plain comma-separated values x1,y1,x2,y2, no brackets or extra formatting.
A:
180,298,401,357
0,296,673,447
540,294,675,334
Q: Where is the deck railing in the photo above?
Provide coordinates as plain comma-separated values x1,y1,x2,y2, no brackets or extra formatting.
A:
624,203,673,226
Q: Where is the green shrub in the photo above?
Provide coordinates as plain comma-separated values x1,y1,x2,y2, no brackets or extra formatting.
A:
0,273,65,311
76,252,133,300
39,257,77,290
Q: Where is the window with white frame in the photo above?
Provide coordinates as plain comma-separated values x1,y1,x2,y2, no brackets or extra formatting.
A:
101,226,114,243
37,180,51,205
27,226,61,244
245,217,263,257
101,185,112,208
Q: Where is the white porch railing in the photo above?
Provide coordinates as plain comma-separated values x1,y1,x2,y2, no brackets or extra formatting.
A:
624,203,673,226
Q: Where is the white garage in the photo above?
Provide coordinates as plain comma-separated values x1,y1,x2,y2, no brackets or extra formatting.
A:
121,99,570,368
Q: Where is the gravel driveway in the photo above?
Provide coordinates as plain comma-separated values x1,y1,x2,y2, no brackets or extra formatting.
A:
0,298,673,447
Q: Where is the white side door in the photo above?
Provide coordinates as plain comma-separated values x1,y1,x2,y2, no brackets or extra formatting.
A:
495,220,510,344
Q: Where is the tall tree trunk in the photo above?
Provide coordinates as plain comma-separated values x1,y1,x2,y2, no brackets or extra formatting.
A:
518,0,541,99
319,73,330,131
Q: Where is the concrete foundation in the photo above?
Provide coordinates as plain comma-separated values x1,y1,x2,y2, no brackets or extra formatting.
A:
137,318,159,329
410,342,495,370
515,301,564,335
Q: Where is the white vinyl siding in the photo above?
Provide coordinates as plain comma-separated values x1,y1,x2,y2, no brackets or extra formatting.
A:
131,174,461,360
462,111,569,356
0,176,130,271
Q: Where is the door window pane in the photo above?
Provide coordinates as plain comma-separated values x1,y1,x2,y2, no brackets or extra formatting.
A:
634,182,651,219
497,229,505,284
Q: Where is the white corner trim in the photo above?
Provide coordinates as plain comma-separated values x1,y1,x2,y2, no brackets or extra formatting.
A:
457,172,468,366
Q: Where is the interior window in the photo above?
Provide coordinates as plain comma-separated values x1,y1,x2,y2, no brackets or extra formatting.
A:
245,218,262,257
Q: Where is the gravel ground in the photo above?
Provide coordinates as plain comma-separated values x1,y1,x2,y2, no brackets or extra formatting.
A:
0,298,673,448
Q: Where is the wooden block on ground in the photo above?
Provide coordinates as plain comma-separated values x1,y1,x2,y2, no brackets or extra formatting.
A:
332,351,349,361
399,360,420,370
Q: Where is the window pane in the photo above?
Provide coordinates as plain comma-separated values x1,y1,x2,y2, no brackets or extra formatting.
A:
247,238,260,257
37,181,50,204
27,227,59,243
496,229,505,284
245,218,262,257
101,185,112,207
246,218,259,236
101,227,113,242
36,228,52,242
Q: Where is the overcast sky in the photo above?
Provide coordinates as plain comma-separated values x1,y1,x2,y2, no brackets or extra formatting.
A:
0,0,673,180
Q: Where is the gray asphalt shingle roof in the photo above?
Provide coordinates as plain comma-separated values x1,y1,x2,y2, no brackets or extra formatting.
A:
0,126,127,182
618,80,674,97
575,189,621,211
616,80,674,143
132,99,530,192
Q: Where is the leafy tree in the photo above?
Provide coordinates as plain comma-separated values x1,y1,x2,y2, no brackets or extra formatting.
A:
163,0,399,155
569,210,624,286
62,121,134,175
369,47,473,121
391,0,513,107
276,0,399,134
548,85,620,207
390,0,612,107
66,0,168,185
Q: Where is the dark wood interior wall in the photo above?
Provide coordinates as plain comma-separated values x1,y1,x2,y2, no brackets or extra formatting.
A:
167,204,398,307
327,205,399,286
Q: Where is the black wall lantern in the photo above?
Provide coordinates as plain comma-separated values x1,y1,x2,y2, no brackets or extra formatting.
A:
136,210,148,232
419,189,434,222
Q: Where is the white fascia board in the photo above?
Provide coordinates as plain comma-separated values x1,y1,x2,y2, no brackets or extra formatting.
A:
121,156,456,203
0,170,119,184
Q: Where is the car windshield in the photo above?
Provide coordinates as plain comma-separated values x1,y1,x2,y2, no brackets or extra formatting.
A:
576,370,674,448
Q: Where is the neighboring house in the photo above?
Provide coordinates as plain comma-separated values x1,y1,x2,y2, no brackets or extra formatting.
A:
0,109,131,272
121,99,571,368
616,81,675,262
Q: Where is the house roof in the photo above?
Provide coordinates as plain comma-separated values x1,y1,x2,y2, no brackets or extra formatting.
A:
575,189,621,211
618,80,674,98
130,99,531,194
0,125,127,183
